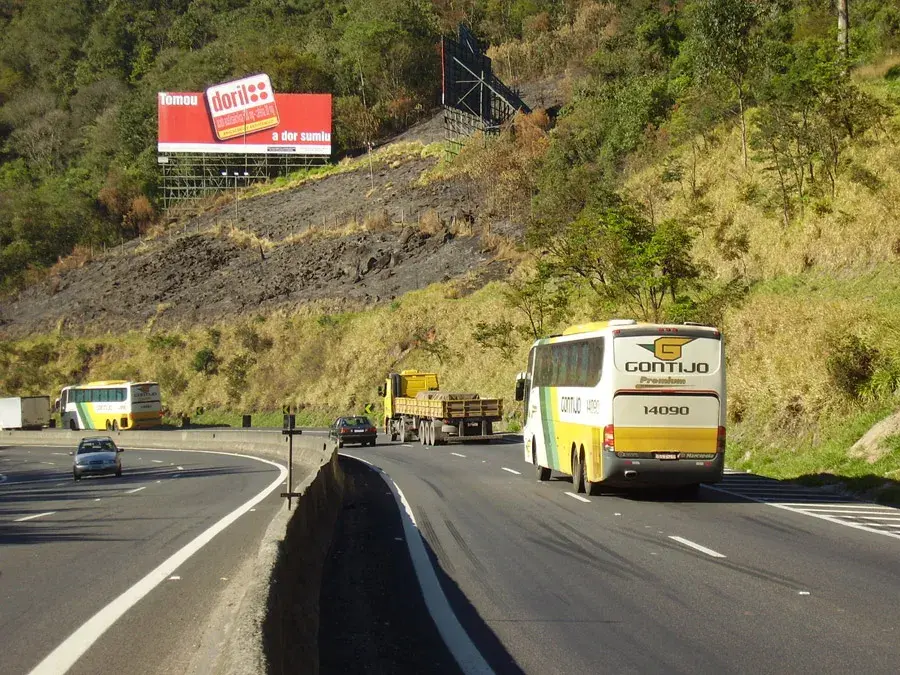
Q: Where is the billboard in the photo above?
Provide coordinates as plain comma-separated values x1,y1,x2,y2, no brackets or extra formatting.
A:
158,77,331,155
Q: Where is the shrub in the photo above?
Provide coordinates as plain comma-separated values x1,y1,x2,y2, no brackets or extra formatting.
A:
825,333,878,398
147,332,186,351
191,347,219,375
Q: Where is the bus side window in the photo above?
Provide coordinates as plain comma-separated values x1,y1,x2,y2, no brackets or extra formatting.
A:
118,388,126,402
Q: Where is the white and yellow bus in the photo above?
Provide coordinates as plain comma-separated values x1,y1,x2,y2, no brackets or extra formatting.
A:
515,320,725,495
57,381,162,431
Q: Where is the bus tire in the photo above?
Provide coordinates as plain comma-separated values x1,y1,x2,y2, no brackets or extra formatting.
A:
105,420,112,431
534,443,551,481
112,420,119,431
572,448,586,494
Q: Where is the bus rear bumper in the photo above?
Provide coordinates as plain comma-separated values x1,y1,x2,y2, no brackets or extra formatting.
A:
601,452,724,487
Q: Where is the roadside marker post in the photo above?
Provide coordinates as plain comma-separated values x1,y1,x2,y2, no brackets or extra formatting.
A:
280,413,303,510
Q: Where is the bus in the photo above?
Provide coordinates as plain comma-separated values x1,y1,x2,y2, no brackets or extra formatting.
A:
57,381,162,431
515,320,725,495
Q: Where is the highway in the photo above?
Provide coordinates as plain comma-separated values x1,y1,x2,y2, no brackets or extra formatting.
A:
344,437,900,675
0,443,285,675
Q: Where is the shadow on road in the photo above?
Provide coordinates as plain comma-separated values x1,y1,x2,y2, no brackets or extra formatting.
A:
320,456,524,675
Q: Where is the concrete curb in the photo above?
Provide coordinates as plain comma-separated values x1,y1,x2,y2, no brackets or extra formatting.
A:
1,428,343,675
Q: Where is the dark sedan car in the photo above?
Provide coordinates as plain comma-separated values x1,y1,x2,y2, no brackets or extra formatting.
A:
329,416,378,448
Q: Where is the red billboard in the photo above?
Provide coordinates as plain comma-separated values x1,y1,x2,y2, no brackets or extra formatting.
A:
158,84,331,155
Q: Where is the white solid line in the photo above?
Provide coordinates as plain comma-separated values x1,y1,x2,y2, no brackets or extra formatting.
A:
14,511,56,522
858,516,900,521
27,452,287,675
705,484,900,542
564,492,590,503
501,467,521,475
342,453,492,675
786,503,894,510
451,452,467,458
801,508,896,515
125,486,147,495
669,535,726,558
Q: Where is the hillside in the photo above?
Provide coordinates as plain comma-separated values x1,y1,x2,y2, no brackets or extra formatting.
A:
2,2,900,502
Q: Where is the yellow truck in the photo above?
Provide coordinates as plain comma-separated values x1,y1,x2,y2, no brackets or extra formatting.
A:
380,370,504,445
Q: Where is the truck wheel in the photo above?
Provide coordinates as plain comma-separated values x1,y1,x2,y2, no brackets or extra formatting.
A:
431,421,444,446
419,422,427,446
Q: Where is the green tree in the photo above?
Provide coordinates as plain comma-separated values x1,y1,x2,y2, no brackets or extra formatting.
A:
688,0,763,168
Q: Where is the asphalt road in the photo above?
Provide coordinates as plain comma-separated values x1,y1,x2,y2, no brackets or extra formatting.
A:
343,437,900,675
0,443,285,675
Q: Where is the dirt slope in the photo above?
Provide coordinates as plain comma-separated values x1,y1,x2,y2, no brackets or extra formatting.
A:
0,148,509,337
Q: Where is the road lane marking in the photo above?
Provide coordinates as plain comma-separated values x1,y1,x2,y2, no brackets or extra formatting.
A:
707,483,900,542
14,511,56,522
52,452,66,456
168,576,181,581
565,492,590,503
451,452,467,458
177,466,184,470
125,486,147,495
151,460,164,464
859,516,900,521
27,451,288,675
342,453,492,675
501,467,521,475
41,462,56,465
669,536,726,558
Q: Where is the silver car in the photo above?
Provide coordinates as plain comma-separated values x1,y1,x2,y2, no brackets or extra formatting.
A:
72,436,123,480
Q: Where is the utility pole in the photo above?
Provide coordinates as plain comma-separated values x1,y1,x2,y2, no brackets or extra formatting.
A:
837,0,850,61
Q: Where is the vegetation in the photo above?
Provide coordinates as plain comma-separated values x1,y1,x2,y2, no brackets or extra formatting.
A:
3,1,900,499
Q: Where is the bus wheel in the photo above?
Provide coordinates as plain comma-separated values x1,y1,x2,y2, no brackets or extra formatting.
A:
105,420,112,431
112,420,119,431
572,449,586,494
534,443,551,481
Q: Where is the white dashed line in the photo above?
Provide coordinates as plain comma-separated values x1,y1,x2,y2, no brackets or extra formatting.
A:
94,498,101,502
151,460,164,464
51,453,66,456
41,462,55,466
125,486,146,495
564,492,590,503
501,467,521,475
15,511,56,522
669,536,726,558
451,453,467,458
177,466,184,470
168,576,181,581
402,444,413,448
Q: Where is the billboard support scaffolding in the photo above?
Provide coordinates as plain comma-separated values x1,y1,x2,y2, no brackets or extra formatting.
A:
158,153,327,214
441,25,530,155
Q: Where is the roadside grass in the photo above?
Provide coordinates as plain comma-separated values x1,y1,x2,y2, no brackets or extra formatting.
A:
727,406,900,505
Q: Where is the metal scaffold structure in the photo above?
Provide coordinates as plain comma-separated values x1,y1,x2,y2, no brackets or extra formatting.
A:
158,153,328,214
441,24,530,155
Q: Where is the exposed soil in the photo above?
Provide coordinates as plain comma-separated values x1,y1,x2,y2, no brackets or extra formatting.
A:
0,151,514,337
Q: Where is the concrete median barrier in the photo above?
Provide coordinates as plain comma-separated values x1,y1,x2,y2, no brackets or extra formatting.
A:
1,428,344,675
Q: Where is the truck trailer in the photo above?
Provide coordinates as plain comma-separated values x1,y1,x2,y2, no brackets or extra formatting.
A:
380,370,503,445
0,396,51,430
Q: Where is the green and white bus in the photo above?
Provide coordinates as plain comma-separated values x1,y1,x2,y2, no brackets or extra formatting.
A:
515,320,726,495
57,380,162,431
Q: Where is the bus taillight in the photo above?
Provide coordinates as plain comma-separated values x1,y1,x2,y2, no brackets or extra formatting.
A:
717,426,726,453
603,424,615,451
